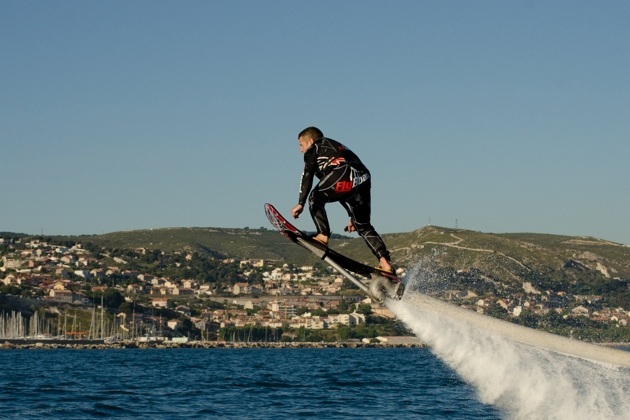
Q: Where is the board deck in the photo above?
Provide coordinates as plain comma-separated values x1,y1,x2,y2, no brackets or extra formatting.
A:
264,203,403,300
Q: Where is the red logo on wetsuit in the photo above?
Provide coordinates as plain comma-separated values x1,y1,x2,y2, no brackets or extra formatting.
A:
335,181,353,193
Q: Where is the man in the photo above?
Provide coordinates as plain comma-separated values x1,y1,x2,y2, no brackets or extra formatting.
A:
291,126,394,274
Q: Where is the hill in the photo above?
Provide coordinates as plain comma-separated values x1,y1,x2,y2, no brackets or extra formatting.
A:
4,225,629,342
66,225,630,291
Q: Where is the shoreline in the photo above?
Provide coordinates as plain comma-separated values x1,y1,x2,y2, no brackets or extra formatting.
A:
1,339,425,350
2,339,627,351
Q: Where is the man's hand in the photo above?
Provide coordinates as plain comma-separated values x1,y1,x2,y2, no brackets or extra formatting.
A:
291,204,303,219
345,220,357,232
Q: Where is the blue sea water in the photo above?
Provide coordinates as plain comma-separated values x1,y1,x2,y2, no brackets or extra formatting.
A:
0,348,501,419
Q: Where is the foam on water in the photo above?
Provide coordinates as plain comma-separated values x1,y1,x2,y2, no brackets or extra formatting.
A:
387,266,630,420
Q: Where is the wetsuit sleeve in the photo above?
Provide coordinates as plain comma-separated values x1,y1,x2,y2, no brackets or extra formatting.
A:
298,147,317,206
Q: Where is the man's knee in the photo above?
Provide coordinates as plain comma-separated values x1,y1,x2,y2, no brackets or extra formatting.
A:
309,190,328,206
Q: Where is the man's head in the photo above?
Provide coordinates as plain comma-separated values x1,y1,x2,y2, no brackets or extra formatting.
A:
298,126,323,153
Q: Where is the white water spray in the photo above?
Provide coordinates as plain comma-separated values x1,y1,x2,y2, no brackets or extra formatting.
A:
388,268,630,419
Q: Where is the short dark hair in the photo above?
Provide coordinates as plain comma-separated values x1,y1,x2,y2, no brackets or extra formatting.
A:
298,126,324,140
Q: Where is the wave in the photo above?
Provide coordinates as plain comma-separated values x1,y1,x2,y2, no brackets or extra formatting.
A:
388,267,630,419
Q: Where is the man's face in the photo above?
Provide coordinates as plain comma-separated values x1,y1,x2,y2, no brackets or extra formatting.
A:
298,136,314,153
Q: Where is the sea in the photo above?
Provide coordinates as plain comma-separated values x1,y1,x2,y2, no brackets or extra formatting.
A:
2,265,630,419
0,347,499,419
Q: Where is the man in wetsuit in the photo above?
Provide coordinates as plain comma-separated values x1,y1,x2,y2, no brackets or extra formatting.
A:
290,126,394,274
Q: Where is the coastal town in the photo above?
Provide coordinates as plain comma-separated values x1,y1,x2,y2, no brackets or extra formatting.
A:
0,237,407,344
1,235,629,345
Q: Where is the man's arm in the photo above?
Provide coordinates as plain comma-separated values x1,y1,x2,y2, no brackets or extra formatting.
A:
297,148,316,205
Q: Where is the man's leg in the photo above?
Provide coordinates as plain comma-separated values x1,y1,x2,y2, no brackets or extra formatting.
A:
342,182,392,272
307,168,350,245
308,189,331,245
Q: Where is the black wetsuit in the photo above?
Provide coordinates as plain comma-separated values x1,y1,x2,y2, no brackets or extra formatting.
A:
298,137,391,262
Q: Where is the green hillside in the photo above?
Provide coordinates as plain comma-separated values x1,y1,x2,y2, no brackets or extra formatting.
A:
66,225,630,290
5,225,629,342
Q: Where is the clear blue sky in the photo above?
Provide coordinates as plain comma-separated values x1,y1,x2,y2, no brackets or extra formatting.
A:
2,1,629,244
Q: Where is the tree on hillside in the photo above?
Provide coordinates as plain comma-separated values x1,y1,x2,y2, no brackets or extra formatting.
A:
97,288,125,309
356,304,372,316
